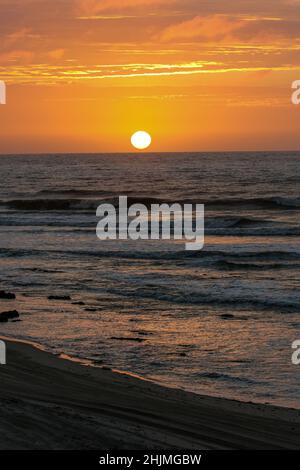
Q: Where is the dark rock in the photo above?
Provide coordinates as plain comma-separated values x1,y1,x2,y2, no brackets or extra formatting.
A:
84,308,99,312
0,310,20,322
111,336,145,343
72,301,85,306
219,313,248,321
48,295,71,301
131,330,152,336
0,290,16,299
220,314,235,320
179,352,187,357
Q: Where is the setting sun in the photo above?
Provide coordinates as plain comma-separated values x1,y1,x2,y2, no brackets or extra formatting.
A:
131,131,152,150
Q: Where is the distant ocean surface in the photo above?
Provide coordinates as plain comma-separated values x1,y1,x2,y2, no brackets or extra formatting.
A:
0,152,299,408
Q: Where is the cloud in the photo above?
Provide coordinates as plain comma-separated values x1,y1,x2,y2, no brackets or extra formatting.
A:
159,13,300,44
3,59,300,85
76,0,178,15
77,14,140,19
48,49,65,60
3,28,40,48
160,15,246,42
5,28,31,45
0,49,34,64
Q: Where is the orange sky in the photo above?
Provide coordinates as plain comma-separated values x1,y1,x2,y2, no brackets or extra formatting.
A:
0,0,300,153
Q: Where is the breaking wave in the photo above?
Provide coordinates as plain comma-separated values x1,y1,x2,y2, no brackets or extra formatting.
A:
0,195,300,212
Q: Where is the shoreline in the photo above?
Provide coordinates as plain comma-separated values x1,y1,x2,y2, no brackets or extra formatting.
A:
0,336,300,450
1,333,297,410
1,332,299,410
0,333,159,383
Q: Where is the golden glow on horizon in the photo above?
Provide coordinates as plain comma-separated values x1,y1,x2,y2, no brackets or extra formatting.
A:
131,131,152,150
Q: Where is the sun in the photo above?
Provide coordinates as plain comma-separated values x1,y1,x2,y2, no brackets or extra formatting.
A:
131,131,152,150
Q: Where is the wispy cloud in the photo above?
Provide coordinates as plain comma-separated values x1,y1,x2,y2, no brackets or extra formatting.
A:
0,49,34,63
76,0,178,15
77,11,186,20
160,15,246,42
4,28,36,46
48,49,65,60
77,15,141,20
159,13,300,44
2,60,300,85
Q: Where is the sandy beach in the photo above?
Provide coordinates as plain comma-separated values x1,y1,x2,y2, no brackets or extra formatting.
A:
0,337,299,450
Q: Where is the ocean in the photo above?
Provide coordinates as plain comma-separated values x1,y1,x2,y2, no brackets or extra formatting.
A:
0,152,299,407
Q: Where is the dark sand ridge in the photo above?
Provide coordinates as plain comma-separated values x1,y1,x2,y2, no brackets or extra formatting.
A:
0,337,299,450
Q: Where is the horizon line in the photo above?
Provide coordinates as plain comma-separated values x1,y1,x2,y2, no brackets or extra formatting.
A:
1,149,300,156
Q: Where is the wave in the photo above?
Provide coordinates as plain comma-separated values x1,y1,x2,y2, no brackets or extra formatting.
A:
194,372,260,385
207,228,300,236
125,196,300,210
1,199,84,211
215,251,300,261
213,260,300,270
205,215,300,236
0,195,299,212
108,287,300,313
206,216,278,228
0,216,299,237
0,247,299,262
35,189,111,197
208,217,255,228
0,197,171,211
204,197,300,210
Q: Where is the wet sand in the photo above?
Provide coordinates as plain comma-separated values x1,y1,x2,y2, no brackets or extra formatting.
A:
0,337,299,450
